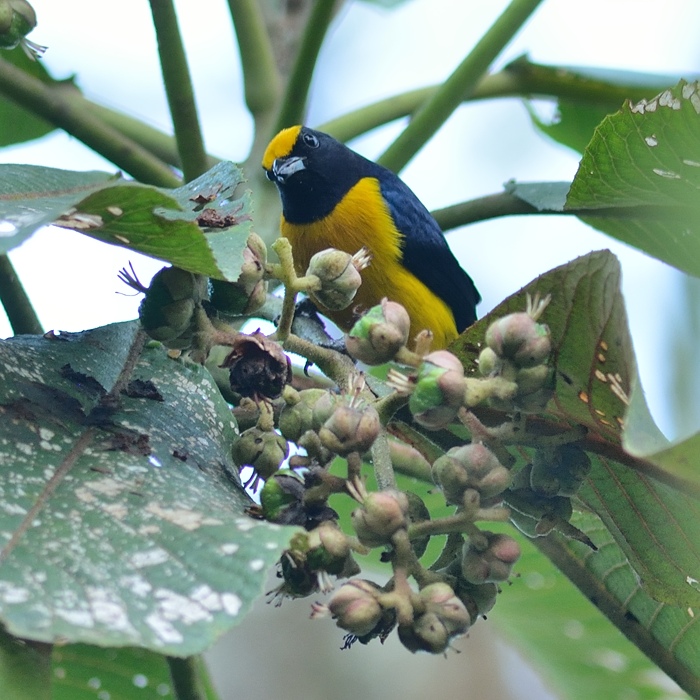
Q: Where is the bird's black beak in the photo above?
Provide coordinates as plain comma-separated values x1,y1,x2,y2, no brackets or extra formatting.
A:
269,156,306,184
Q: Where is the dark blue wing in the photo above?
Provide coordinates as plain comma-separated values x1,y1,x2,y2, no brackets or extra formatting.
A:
371,164,480,331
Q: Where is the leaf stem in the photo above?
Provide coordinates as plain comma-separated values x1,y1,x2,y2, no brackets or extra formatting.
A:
0,255,42,335
377,0,544,173
272,0,336,135
167,655,209,700
0,58,179,187
148,0,209,182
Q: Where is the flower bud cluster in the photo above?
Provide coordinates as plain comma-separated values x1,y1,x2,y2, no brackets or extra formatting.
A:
479,299,554,413
138,267,210,349
397,583,471,654
432,443,511,506
461,531,521,584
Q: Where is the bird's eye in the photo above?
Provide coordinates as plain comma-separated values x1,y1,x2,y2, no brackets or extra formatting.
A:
302,132,320,149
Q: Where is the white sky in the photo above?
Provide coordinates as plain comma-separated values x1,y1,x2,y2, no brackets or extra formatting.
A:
2,0,700,440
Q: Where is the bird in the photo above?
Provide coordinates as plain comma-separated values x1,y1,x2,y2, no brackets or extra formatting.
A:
262,125,480,349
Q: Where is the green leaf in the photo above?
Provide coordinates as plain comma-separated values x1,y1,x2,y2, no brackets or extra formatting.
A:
517,60,680,154
504,180,568,211
0,321,293,655
566,80,700,277
51,645,220,700
0,164,118,254
0,48,66,147
451,251,700,608
57,162,254,282
495,514,700,699
0,626,51,700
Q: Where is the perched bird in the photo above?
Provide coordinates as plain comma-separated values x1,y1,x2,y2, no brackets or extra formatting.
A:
262,125,480,349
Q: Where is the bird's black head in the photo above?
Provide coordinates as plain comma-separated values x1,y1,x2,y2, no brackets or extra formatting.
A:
262,125,367,223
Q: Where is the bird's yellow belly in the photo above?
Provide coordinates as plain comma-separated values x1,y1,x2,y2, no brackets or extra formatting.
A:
280,177,458,349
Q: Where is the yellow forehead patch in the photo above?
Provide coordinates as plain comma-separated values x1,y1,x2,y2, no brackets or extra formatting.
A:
262,125,302,171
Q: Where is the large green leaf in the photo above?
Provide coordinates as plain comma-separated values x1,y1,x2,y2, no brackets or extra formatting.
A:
0,165,118,254
51,645,219,700
0,321,292,655
0,49,67,147
496,512,700,699
565,80,700,278
0,625,50,700
0,162,255,281
450,251,700,609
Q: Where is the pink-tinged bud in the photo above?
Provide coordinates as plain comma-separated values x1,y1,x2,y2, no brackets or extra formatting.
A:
345,298,411,365
327,579,384,637
461,532,521,584
305,521,359,579
485,312,552,368
409,351,466,430
398,584,470,654
318,404,380,456
351,489,409,548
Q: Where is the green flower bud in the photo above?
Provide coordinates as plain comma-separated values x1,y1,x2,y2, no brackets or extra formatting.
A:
259,470,304,522
0,0,35,48
409,351,466,430
345,298,410,365
318,403,380,456
209,233,268,315
328,579,384,637
351,489,409,548
278,388,328,442
432,443,511,505
138,267,209,347
307,247,368,310
485,312,552,368
311,390,340,430
477,346,503,376
461,532,521,584
305,521,360,578
232,426,289,489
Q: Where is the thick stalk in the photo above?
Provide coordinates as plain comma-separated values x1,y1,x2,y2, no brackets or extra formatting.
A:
148,0,209,181
0,255,42,335
0,58,179,187
378,0,544,173
271,0,336,135
167,656,209,700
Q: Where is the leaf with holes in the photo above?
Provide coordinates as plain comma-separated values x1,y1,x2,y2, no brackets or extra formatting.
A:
0,165,118,254
450,250,700,607
0,321,293,654
566,80,700,278
55,161,254,282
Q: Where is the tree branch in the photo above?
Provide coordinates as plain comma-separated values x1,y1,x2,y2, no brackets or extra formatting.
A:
0,58,179,187
0,255,42,335
377,0,545,173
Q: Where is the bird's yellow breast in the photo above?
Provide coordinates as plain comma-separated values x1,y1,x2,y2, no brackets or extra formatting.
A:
280,177,458,349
